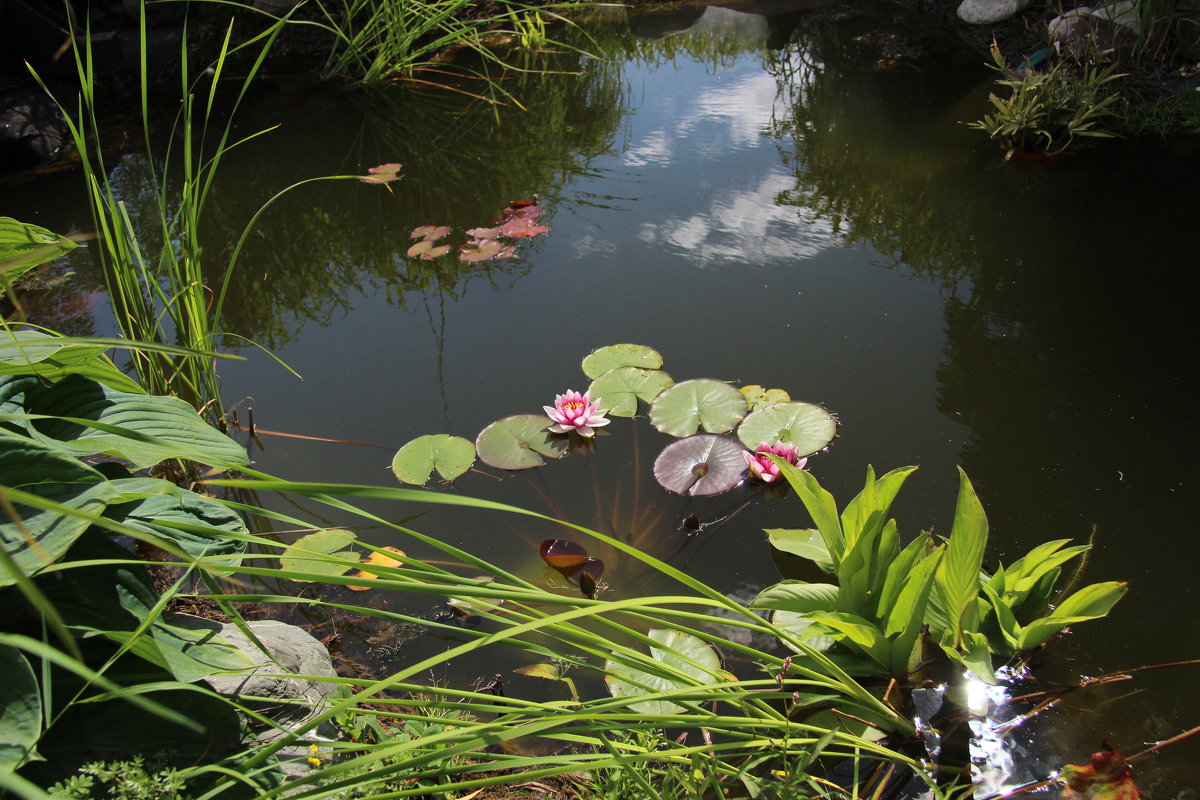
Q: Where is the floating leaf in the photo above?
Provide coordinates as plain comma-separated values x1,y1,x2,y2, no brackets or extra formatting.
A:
540,539,605,590
649,379,747,437
735,402,837,456
508,204,543,219
279,529,358,580
581,344,664,380
654,435,747,496
604,629,722,715
465,226,502,239
475,414,567,470
740,385,791,411
361,163,401,184
515,663,563,681
459,239,514,263
1061,751,1142,800
410,224,452,240
587,367,674,417
500,218,548,238
348,546,406,590
391,434,476,485
407,240,451,259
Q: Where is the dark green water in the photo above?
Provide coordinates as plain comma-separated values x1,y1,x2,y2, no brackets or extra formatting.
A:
5,2,1199,793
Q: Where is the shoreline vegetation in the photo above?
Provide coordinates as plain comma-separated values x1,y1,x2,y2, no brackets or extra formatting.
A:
0,1,1194,798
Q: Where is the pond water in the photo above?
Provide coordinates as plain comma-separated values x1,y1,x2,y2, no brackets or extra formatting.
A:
5,1,1200,794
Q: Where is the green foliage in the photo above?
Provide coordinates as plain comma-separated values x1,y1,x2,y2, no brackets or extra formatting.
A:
0,218,81,286
754,463,1127,681
49,755,192,800
968,44,1125,158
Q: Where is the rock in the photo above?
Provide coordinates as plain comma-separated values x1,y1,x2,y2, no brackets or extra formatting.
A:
1049,7,1138,59
0,90,69,174
175,616,340,742
957,0,1035,25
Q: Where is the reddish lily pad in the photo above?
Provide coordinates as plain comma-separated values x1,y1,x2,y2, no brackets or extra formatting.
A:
407,240,451,259
411,225,452,240
459,239,515,263
466,226,503,239
500,218,549,238
1061,751,1141,800
654,434,747,496
476,414,568,470
361,163,402,184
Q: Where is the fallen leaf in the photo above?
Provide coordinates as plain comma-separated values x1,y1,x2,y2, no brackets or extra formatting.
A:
348,546,406,590
1060,751,1142,800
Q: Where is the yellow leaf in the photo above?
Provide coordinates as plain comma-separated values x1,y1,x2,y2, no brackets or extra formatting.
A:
1060,751,1141,800
347,546,405,590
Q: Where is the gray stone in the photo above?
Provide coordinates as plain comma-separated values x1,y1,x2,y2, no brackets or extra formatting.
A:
957,0,1035,25
174,616,339,742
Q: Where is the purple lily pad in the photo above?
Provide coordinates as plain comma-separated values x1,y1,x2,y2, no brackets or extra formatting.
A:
654,434,748,496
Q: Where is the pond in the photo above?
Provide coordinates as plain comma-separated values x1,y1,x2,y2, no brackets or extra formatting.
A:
5,1,1199,794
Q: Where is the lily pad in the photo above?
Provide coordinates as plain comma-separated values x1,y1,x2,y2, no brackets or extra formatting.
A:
361,163,401,184
391,434,475,485
279,529,359,580
476,414,568,470
604,629,722,715
649,379,748,437
348,546,406,590
740,385,792,411
735,402,837,456
410,224,452,240
581,344,664,380
587,367,674,417
654,435,747,496
407,240,451,259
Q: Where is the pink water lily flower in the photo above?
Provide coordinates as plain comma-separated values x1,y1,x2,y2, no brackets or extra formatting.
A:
744,441,807,483
544,390,610,437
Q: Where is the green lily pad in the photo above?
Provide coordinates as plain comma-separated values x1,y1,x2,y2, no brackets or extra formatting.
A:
279,529,359,580
649,379,748,438
476,414,568,470
587,367,674,417
392,434,476,485
740,385,791,411
581,344,664,380
735,402,837,456
604,629,722,715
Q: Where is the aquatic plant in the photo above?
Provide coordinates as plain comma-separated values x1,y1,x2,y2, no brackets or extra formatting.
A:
545,389,610,436
744,440,806,483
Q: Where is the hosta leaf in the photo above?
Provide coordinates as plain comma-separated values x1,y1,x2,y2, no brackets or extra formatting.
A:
475,414,567,470
653,434,746,496
649,379,747,437
0,645,41,770
19,375,247,469
587,367,674,417
604,628,721,715
103,477,249,561
0,217,80,282
391,434,476,485
581,344,663,380
735,402,837,456
0,330,143,393
279,529,359,581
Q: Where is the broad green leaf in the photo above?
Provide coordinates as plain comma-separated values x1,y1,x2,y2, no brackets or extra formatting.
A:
0,217,80,282
840,466,917,551
581,344,663,379
103,477,249,561
884,546,943,641
773,460,844,564
587,367,674,417
739,385,791,411
943,630,996,684
876,534,934,622
604,628,721,715
765,528,833,569
804,612,888,668
932,468,989,648
279,529,360,580
980,583,1021,652
0,645,41,770
751,581,841,612
772,610,836,653
19,375,248,469
1017,581,1128,650
0,330,143,393
735,402,837,456
476,414,568,470
391,434,476,485
0,431,118,584
649,379,747,437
